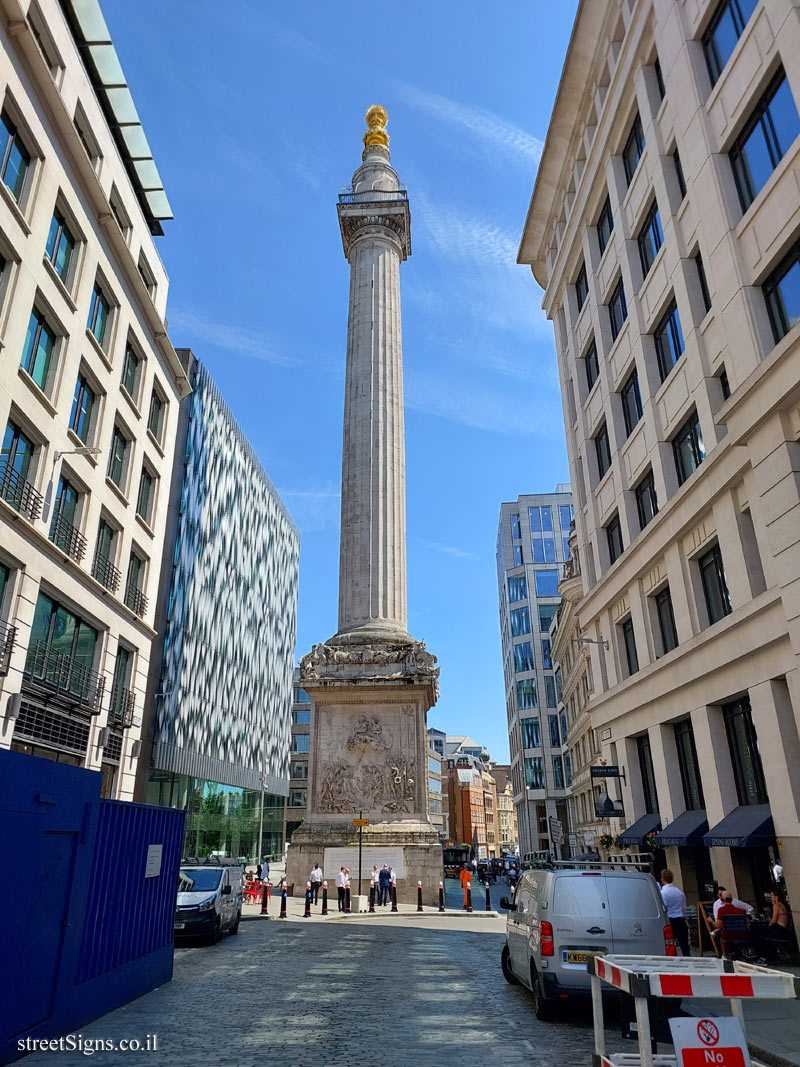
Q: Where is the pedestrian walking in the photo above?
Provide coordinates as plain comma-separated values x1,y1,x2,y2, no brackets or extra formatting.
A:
310,862,323,904
335,866,347,912
378,864,391,905
660,869,690,956
459,864,472,910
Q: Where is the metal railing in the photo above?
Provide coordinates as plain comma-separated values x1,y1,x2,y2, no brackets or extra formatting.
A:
338,187,408,205
0,460,43,522
92,548,121,593
108,684,135,729
49,511,87,562
23,640,105,713
124,582,147,618
0,620,15,675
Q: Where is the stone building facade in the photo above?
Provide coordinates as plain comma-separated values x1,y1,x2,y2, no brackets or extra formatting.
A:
0,0,189,798
520,0,800,915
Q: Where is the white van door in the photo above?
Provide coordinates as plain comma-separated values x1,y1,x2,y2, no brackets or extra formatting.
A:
606,874,667,955
508,880,534,981
550,872,613,989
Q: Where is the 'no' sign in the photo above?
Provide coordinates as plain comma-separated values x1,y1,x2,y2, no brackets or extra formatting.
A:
669,1017,752,1067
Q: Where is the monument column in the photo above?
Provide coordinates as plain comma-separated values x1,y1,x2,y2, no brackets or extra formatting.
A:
286,108,441,904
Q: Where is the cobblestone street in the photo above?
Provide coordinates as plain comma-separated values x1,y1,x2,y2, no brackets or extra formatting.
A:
21,918,598,1067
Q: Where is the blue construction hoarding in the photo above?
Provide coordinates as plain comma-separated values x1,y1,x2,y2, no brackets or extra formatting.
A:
0,749,184,1064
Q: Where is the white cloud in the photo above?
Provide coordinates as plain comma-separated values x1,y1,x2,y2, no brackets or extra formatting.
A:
396,83,544,168
413,538,477,561
167,309,294,366
278,481,341,534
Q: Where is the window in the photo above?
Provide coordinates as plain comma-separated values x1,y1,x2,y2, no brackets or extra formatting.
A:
637,734,659,814
673,150,686,200
289,789,307,808
0,110,30,202
87,283,111,348
719,368,731,400
27,592,98,676
109,184,131,240
621,617,639,675
110,645,133,723
673,411,705,484
542,639,552,670
730,70,800,213
621,368,643,436
49,476,80,553
549,715,560,748
608,279,628,341
73,104,101,168
517,680,537,711
292,708,310,725
524,757,544,789
290,761,308,780
148,390,165,442
545,675,557,708
512,545,523,566
136,467,154,524
698,543,731,624
606,513,624,564
2,421,35,511
539,603,558,632
508,576,527,602
595,422,612,479
597,195,614,255
763,240,800,343
695,253,711,314
291,733,310,755
559,504,573,533
655,586,678,656
575,262,588,310
107,426,128,488
723,697,768,806
121,345,140,400
46,209,75,283
635,470,658,530
703,0,758,87
581,339,599,390
510,606,530,636
654,299,685,382
564,753,573,788
557,674,564,706
137,252,156,297
529,505,556,563
521,717,540,748
96,518,115,563
674,719,705,810
654,57,665,101
21,308,56,391
70,375,95,443
510,513,521,539
294,686,311,704
553,756,565,789
535,570,559,597
622,115,645,185
514,642,534,672
637,202,663,278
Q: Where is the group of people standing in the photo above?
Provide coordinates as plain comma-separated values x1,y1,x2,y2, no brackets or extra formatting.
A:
307,863,398,910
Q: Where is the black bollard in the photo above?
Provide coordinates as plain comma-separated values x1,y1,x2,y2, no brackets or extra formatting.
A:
369,886,375,913
466,881,473,913
304,881,312,918
260,880,271,915
391,885,398,912
321,881,328,915
344,884,351,913
417,880,423,912
279,881,288,919
438,881,445,912
485,880,491,912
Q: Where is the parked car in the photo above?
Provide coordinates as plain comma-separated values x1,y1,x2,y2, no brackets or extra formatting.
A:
500,866,676,1019
174,864,243,944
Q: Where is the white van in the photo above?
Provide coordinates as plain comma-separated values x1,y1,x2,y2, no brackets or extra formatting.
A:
174,864,244,944
501,867,676,1019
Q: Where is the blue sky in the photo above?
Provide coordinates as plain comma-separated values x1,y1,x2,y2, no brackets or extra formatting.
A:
102,0,579,762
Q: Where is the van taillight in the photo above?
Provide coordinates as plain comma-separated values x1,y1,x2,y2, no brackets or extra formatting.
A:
664,924,677,957
541,920,555,957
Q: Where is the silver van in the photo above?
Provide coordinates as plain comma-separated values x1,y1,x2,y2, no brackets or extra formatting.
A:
500,867,675,1019
174,864,244,944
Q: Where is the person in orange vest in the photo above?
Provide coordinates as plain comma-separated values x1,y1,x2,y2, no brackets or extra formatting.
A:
459,864,472,909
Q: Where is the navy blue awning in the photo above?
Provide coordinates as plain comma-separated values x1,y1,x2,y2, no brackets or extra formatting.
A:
703,805,774,848
617,813,661,846
652,809,708,847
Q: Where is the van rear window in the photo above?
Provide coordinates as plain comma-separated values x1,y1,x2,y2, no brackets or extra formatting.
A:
553,875,607,915
607,877,661,917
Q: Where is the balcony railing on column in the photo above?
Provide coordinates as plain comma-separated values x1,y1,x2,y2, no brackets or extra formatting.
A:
0,461,43,522
108,683,135,729
92,549,121,593
23,640,105,713
49,510,88,563
124,582,147,618
0,620,15,675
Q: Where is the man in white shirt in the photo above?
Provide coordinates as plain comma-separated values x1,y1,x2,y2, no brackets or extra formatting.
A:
369,865,379,905
309,863,323,905
660,869,690,956
712,886,754,920
335,866,347,912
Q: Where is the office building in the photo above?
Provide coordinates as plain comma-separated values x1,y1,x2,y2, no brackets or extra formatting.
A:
496,488,574,858
140,353,299,861
0,0,188,797
285,669,311,845
520,0,800,911
491,765,519,855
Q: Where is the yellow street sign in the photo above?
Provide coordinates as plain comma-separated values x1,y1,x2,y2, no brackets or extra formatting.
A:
353,818,369,827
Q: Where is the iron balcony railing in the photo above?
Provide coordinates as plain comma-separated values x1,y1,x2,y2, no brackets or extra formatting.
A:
108,684,135,729
337,186,408,205
49,510,87,563
92,548,121,593
0,460,43,522
0,620,15,675
23,640,105,713
124,582,148,618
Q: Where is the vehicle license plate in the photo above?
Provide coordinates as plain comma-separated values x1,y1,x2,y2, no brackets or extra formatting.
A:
564,950,601,964
174,922,185,930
